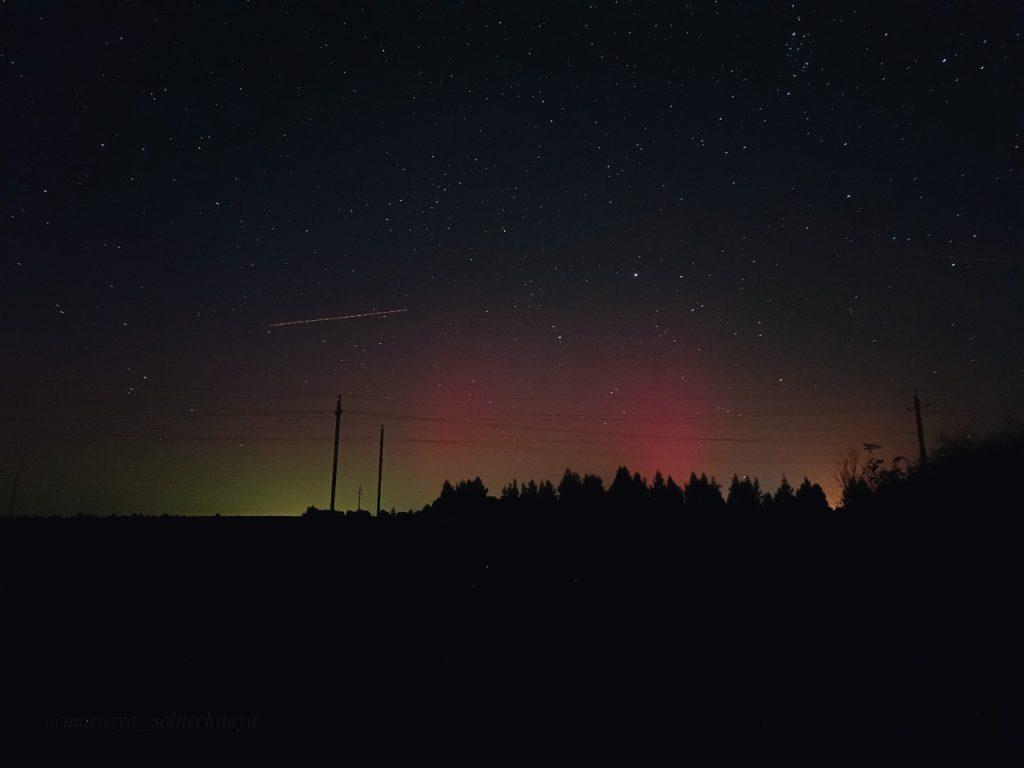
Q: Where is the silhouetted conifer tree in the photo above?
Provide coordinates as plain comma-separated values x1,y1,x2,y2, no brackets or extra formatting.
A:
429,477,490,516
665,475,684,507
685,472,724,511
581,473,606,508
727,474,763,514
773,477,796,511
558,469,584,506
650,470,684,513
630,472,649,501
501,480,521,502
794,477,830,514
538,479,557,503
609,466,632,500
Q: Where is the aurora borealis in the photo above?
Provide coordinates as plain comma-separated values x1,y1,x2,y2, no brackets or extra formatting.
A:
3,2,1022,515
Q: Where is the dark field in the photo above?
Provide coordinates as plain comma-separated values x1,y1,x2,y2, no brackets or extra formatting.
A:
2,510,1021,759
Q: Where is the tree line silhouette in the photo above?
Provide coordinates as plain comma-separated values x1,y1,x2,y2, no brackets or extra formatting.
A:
305,425,1022,522
418,467,830,518
833,426,1024,518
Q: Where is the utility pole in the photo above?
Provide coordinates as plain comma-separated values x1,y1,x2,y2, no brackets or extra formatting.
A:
8,474,17,517
376,425,384,516
330,396,342,512
912,389,928,468
357,485,362,512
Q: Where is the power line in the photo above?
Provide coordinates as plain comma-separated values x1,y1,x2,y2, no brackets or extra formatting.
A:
6,375,907,402
0,409,331,423
12,433,910,459
0,401,909,419
320,411,907,445
342,405,909,420
12,427,921,447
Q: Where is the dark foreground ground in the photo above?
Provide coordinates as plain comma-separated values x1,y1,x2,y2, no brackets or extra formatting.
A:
2,510,1022,760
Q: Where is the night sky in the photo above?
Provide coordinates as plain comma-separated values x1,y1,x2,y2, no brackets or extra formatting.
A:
3,2,1022,515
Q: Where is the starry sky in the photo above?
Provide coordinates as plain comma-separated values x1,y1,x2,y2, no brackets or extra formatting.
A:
3,1,1022,515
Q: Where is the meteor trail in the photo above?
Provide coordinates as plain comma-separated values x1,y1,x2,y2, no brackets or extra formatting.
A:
269,308,408,327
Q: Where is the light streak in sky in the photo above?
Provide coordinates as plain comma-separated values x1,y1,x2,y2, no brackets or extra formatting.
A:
269,308,408,327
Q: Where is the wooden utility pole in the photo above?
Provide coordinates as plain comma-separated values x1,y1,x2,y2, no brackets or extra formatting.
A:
376,425,384,516
357,485,362,512
330,396,342,512
912,389,928,467
8,474,16,517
